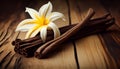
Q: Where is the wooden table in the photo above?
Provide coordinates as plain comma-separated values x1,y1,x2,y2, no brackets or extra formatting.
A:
0,0,120,69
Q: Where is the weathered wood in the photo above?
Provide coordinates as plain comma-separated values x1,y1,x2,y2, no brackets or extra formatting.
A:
69,0,116,68
0,0,120,69
0,11,25,69
4,54,15,69
0,17,14,46
100,32,120,69
14,56,22,69
0,1,26,69
100,0,120,68
0,51,12,69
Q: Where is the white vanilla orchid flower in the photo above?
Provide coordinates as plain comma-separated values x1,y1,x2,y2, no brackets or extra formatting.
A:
16,2,65,42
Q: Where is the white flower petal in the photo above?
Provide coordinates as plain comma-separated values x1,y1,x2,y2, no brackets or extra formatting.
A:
48,22,60,38
40,26,47,42
48,12,65,21
16,24,36,32
26,7,39,19
39,1,52,17
25,25,38,39
30,27,42,38
16,19,35,29
15,1,65,41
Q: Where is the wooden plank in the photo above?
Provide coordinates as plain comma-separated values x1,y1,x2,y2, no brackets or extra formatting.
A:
0,16,14,46
69,0,115,68
0,12,24,47
0,51,12,69
0,12,25,69
0,1,28,69
16,0,77,69
100,32,120,69
76,0,110,68
68,0,82,68
100,0,120,68
0,21,6,37
1,0,120,69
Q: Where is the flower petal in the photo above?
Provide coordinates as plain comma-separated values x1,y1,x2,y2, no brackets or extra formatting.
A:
25,25,39,39
30,27,42,38
16,24,36,32
48,12,65,21
48,22,60,38
16,19,35,29
40,26,47,42
39,1,52,17
26,7,39,19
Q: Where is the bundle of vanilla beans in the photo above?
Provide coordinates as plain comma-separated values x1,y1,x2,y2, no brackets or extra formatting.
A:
12,9,115,58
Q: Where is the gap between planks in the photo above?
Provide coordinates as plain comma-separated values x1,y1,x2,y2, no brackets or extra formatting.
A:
69,0,114,68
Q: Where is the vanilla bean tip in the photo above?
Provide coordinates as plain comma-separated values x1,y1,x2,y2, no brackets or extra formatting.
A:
104,13,110,18
12,39,21,46
34,52,43,59
88,8,95,15
15,39,21,42
12,41,15,46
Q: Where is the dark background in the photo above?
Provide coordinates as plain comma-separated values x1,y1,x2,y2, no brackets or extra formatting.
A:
0,0,120,20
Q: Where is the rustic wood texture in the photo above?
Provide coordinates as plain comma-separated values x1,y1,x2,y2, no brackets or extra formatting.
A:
73,0,113,69
0,0,120,69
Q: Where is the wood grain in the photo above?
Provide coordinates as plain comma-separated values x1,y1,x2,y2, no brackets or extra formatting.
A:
69,0,114,68
0,0,120,69
100,0,120,68
0,10,26,69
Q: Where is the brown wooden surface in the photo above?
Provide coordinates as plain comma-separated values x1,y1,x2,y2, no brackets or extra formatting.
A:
0,0,120,69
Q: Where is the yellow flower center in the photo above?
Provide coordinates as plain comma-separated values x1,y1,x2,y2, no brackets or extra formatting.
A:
36,16,49,27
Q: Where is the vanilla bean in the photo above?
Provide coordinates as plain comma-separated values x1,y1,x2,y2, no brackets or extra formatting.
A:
24,20,114,57
12,12,113,57
89,13,110,22
73,18,114,39
35,8,95,58
12,13,110,46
